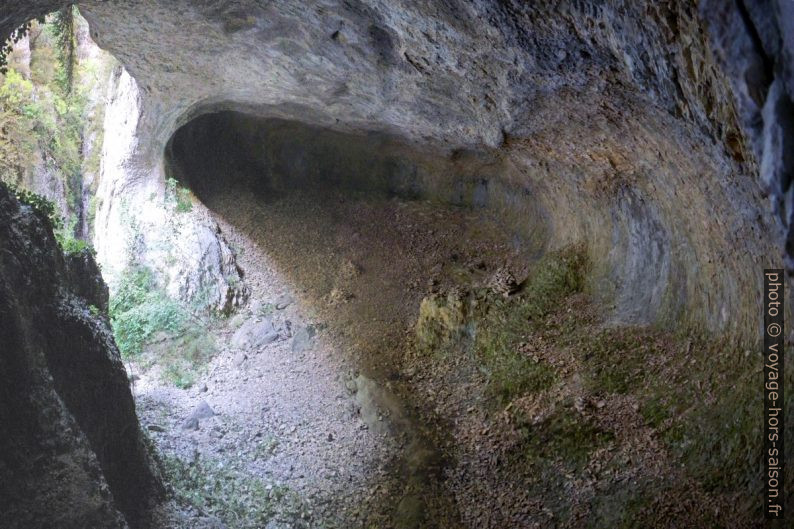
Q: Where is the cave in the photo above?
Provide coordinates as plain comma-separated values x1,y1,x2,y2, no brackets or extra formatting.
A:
0,1,793,528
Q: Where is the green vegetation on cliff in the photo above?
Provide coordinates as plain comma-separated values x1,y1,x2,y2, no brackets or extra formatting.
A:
109,263,217,389
2,180,90,254
1,8,113,245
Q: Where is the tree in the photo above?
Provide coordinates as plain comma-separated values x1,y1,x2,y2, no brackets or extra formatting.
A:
51,5,76,94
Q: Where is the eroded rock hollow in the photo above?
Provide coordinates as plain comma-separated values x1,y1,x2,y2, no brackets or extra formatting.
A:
1,0,793,528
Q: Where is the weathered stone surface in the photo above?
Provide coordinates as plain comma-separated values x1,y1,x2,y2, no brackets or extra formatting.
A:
232,317,277,350
36,0,779,338
0,184,163,528
701,0,794,271
0,13,791,525
181,400,215,430
91,66,248,315
291,325,317,354
64,248,109,312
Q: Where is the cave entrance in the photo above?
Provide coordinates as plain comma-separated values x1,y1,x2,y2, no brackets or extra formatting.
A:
152,110,534,527
163,111,534,368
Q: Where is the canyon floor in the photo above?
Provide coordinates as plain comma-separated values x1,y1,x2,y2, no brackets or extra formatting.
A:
132,188,526,528
129,186,756,529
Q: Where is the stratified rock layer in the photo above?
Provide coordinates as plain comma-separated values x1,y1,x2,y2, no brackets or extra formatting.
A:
0,184,163,528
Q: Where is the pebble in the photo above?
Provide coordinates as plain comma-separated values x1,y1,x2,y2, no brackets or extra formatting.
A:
181,417,200,431
275,294,294,310
234,351,248,367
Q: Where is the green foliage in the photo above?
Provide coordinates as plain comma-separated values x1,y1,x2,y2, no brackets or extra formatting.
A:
0,69,37,180
0,17,44,75
163,454,303,528
110,265,155,315
3,179,92,255
4,180,60,227
1,10,90,249
50,5,76,94
111,294,186,356
162,327,217,388
59,234,91,254
167,177,193,213
56,215,92,255
109,265,186,357
257,302,275,317
163,362,197,390
254,435,279,461
109,264,218,388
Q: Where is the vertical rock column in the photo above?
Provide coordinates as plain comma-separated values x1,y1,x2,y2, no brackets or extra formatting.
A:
0,183,163,528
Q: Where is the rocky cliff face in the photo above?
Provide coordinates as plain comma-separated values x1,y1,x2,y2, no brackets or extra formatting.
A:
703,0,794,268
0,0,791,526
0,183,163,528
1,12,116,241
93,65,247,314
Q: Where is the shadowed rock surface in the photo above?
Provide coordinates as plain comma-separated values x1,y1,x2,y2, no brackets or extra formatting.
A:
0,0,793,527
0,0,790,341
0,184,163,528
70,0,791,338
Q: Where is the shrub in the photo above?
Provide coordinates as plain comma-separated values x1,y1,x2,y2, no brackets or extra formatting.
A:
109,266,186,357
2,180,93,255
162,454,303,527
109,264,218,388
166,177,193,213
3,181,60,228
1,11,89,239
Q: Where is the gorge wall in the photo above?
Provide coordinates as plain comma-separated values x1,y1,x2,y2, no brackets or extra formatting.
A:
92,65,247,314
0,1,788,344
0,183,163,528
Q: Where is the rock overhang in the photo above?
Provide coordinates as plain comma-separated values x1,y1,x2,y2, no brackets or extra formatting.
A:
0,0,789,340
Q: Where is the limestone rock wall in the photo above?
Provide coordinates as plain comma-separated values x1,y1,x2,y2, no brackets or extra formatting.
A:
0,0,790,334
702,0,794,269
0,0,792,525
67,0,784,339
93,66,247,313
0,183,163,528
